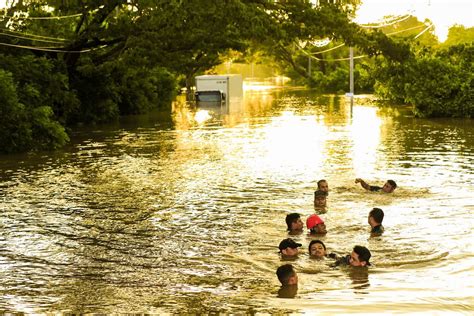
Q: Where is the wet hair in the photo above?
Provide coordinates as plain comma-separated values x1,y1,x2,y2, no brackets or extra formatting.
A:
353,245,371,265
308,239,326,253
314,190,327,198
285,213,301,231
369,208,384,224
276,264,296,286
317,179,327,188
387,180,397,189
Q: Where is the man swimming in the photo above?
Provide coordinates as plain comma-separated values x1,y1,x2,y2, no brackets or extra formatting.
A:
355,178,397,193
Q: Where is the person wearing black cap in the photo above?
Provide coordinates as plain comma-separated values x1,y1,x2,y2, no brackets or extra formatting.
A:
278,238,302,258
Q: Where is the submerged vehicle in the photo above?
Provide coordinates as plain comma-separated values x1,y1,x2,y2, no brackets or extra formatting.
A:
195,74,243,108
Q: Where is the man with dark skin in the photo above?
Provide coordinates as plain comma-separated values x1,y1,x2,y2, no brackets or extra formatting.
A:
355,178,397,193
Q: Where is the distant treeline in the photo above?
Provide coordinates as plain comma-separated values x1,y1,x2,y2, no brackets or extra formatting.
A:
0,1,472,153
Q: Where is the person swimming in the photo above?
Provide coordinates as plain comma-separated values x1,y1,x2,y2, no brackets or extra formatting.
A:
306,214,327,235
313,190,328,213
334,245,372,267
308,239,337,259
368,208,384,236
355,178,397,193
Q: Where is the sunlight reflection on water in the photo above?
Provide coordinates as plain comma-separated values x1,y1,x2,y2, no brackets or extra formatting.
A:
0,88,473,314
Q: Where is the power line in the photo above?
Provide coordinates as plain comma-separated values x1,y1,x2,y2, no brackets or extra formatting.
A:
311,43,345,55
386,24,425,35
0,28,68,41
302,22,434,60
298,43,366,62
0,13,82,20
0,42,92,53
0,31,68,44
359,14,412,29
414,24,433,39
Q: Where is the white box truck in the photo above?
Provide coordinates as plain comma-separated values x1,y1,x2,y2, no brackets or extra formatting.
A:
195,74,243,108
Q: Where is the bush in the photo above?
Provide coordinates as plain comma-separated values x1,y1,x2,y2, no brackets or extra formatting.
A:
373,44,474,118
0,54,80,125
116,66,176,115
71,61,121,124
0,69,68,153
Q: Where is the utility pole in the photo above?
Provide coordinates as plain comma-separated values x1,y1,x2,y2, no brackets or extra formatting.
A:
308,56,312,80
349,47,354,114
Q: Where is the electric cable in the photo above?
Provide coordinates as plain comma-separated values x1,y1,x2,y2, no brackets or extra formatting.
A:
0,41,93,53
0,31,68,44
0,28,68,41
359,14,412,28
0,13,82,20
414,24,433,39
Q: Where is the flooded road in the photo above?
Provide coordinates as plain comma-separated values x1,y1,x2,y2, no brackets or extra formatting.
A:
0,87,473,314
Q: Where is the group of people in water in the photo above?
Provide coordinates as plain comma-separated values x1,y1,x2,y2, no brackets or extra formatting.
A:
275,178,397,297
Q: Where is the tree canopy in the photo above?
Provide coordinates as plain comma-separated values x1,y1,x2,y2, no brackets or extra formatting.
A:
3,0,449,153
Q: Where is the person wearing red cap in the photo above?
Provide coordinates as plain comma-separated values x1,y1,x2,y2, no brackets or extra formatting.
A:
306,214,327,235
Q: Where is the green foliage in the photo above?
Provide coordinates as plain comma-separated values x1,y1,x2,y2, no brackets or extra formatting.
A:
443,25,474,47
115,66,177,115
0,69,31,153
373,44,474,118
0,69,69,153
71,61,121,124
0,54,80,124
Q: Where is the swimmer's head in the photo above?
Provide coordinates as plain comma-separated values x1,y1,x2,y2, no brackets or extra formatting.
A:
309,239,327,258
382,180,397,193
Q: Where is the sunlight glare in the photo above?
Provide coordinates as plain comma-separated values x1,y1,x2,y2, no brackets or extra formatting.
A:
255,111,328,176
194,110,212,125
350,106,382,176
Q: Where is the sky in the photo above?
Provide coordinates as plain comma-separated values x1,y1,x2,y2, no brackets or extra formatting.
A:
0,0,473,41
355,0,474,41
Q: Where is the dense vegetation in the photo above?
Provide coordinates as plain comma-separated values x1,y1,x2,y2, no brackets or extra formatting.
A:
0,0,472,153
278,15,474,118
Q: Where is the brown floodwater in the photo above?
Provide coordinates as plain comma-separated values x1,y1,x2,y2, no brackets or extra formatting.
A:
0,86,473,314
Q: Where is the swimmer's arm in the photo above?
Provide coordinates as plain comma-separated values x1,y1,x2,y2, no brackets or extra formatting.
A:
355,178,371,190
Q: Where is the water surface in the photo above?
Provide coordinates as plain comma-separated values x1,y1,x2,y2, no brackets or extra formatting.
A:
0,87,473,314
